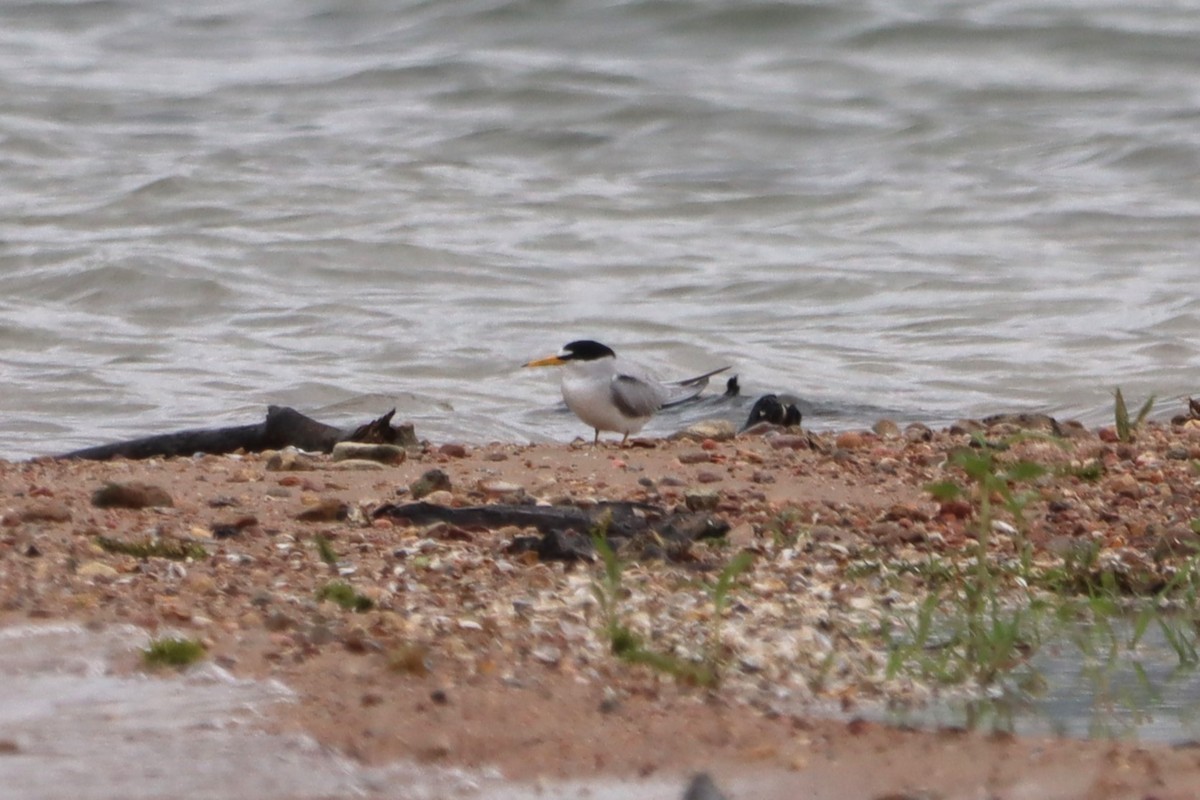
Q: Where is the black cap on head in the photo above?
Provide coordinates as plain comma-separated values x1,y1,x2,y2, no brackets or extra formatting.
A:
561,340,617,361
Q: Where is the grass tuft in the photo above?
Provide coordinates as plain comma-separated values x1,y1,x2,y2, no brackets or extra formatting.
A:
589,515,752,688
142,636,206,668
316,580,374,612
314,533,338,565
1114,387,1155,443
98,536,208,561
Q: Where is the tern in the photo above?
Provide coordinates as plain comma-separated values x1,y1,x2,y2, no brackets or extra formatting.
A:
523,340,731,444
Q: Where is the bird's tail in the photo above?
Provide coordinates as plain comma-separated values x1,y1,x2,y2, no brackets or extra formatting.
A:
661,365,732,407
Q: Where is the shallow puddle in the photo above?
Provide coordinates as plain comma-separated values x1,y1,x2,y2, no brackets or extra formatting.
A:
0,624,710,800
886,618,1200,742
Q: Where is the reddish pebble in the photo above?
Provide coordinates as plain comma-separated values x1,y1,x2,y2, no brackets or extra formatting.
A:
939,500,974,520
701,439,719,451
1098,427,1119,443
835,432,865,450
439,443,468,458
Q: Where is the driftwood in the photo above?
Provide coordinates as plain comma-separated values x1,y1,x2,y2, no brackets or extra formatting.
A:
373,500,730,561
56,406,414,461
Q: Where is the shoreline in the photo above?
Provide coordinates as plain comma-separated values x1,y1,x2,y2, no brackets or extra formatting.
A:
4,415,1200,798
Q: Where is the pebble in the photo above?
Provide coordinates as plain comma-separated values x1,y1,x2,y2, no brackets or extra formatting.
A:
91,482,174,509
685,490,720,511
331,442,407,464
478,478,524,497
329,459,386,471
531,644,563,665
422,490,455,506
873,419,902,439
295,500,350,522
834,431,866,450
18,501,72,523
265,451,316,471
77,561,119,579
410,469,452,499
672,420,736,442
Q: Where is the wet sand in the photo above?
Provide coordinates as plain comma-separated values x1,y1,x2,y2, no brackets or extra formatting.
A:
4,417,1200,799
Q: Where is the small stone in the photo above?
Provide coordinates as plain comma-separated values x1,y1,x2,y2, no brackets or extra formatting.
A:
678,450,713,465
834,431,866,450
767,435,810,451
438,443,468,458
685,490,720,511
212,515,258,539
331,442,406,464
904,423,933,443
727,522,756,547
265,450,316,471
1110,473,1140,498
296,499,350,522
938,500,973,520
18,502,72,523
872,419,901,439
91,482,174,509
478,479,524,497
410,469,452,499
531,644,562,665
671,419,736,442
884,503,929,523
418,736,452,761
330,459,386,471
683,773,730,800
77,561,119,579
422,490,455,506
948,419,985,435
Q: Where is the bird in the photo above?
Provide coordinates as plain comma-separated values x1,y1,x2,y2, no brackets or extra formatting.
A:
740,394,802,432
523,340,731,445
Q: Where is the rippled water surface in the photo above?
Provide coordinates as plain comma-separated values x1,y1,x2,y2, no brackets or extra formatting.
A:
2,0,1198,458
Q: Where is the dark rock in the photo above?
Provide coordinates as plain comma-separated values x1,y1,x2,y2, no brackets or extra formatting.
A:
508,528,594,562
212,515,258,539
682,772,729,800
91,482,174,509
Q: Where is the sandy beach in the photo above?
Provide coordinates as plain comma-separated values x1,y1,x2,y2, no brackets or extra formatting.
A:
4,414,1200,799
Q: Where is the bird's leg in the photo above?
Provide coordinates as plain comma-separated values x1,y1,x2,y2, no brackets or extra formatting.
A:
620,432,629,447
593,429,600,445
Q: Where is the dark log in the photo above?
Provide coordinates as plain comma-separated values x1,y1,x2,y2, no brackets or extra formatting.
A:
56,406,413,461
373,500,730,561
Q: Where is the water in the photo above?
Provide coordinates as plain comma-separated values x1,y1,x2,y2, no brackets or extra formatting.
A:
2,0,1199,460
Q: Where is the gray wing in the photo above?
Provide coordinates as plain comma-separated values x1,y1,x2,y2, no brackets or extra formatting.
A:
611,374,668,419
